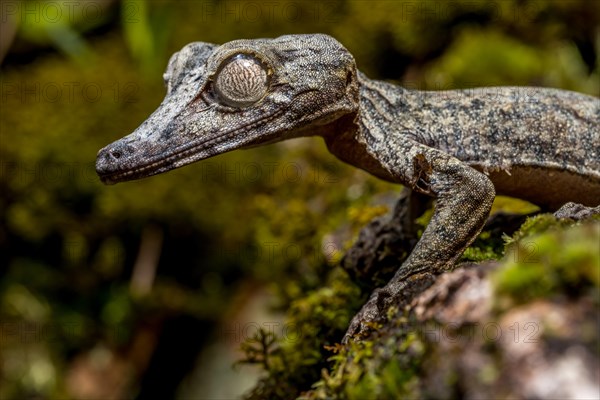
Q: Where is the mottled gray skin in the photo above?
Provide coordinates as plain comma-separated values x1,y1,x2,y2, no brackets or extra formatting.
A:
96,34,600,342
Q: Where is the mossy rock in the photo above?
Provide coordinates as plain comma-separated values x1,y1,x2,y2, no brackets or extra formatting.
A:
241,213,600,399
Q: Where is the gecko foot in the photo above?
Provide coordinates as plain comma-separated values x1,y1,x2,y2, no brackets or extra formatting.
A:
342,287,391,343
342,272,437,344
553,202,600,220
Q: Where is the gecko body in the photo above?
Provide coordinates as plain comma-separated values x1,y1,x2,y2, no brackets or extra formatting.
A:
96,34,600,341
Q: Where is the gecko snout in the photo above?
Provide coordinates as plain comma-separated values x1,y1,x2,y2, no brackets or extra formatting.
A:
95,141,138,184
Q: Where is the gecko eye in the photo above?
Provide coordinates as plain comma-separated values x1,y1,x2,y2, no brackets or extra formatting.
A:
214,54,269,107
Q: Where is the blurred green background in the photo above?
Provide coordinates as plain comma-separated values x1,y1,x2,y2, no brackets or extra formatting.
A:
0,0,598,399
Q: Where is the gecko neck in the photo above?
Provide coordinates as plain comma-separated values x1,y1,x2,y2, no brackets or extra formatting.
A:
357,71,414,145
321,72,411,182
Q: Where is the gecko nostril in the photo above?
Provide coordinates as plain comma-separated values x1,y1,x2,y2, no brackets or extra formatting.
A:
111,151,121,159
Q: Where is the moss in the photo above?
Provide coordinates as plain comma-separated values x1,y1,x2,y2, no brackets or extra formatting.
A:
494,215,600,305
301,316,426,399
461,230,504,262
461,196,543,263
240,211,600,399
240,267,427,399
239,268,362,399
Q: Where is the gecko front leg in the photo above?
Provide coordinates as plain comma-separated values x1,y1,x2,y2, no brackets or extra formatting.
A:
342,188,431,291
343,140,495,343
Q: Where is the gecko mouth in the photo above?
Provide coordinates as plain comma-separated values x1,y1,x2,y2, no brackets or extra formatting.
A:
97,134,231,184
96,110,285,184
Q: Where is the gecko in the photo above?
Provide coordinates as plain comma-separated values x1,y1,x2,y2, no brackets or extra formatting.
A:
96,34,600,342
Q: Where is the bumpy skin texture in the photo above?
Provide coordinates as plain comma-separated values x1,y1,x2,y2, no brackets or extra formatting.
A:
96,34,600,342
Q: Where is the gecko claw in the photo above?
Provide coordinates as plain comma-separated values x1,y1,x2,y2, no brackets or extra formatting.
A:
342,288,390,344
342,272,438,344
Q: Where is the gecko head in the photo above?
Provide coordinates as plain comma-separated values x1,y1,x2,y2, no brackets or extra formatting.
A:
96,34,359,184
